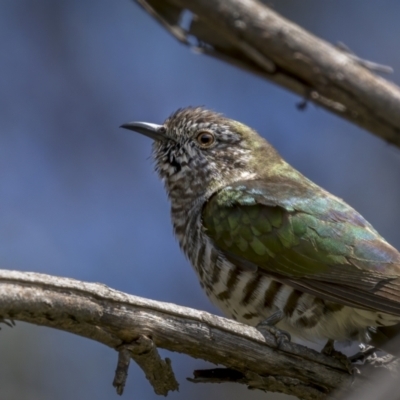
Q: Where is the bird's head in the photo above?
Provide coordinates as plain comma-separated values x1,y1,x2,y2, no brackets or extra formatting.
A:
121,107,283,202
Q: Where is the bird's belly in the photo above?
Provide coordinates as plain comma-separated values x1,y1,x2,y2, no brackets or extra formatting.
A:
197,252,400,343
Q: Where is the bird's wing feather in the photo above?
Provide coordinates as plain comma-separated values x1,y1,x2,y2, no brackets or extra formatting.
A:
202,180,400,315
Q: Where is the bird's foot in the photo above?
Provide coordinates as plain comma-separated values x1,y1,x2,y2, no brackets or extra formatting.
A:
0,317,15,329
321,339,336,356
348,344,398,375
321,339,353,373
256,310,291,349
349,344,379,364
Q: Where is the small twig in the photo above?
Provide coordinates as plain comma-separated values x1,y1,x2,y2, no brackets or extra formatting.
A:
297,97,309,111
336,42,394,74
126,335,179,396
113,346,132,395
136,0,188,44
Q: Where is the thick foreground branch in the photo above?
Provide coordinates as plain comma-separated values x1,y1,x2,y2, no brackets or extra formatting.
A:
135,0,400,147
0,269,396,399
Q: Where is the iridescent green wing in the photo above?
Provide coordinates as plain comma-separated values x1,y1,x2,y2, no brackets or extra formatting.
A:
202,180,400,315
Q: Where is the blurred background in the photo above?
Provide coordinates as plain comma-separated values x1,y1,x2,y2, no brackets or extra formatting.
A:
0,1,399,399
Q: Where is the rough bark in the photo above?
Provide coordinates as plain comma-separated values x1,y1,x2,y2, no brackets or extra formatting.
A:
135,0,400,147
1,269,398,400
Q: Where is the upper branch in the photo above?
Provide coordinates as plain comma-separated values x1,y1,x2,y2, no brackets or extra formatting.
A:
135,0,400,147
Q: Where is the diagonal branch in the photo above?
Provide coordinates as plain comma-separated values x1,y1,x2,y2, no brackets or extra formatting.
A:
0,269,353,399
134,0,400,147
0,268,397,400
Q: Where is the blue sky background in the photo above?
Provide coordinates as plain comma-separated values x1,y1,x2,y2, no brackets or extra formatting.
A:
0,1,400,399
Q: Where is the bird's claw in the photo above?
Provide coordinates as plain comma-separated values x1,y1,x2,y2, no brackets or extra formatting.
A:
349,344,378,364
261,310,284,326
0,317,15,329
321,339,353,373
256,310,291,349
321,339,335,356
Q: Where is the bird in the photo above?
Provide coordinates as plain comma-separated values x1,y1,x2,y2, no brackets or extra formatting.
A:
121,107,400,353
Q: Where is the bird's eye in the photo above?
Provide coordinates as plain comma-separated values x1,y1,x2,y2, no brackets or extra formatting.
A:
196,131,215,148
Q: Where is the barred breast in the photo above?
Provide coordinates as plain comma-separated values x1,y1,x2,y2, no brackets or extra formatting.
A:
172,205,400,344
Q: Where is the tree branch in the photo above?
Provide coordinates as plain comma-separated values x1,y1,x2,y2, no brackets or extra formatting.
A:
0,269,352,399
1,269,397,400
135,0,400,147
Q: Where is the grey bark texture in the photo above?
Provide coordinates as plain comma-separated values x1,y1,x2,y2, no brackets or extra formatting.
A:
0,269,398,400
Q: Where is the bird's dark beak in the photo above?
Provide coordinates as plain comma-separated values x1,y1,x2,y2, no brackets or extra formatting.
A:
120,122,167,142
